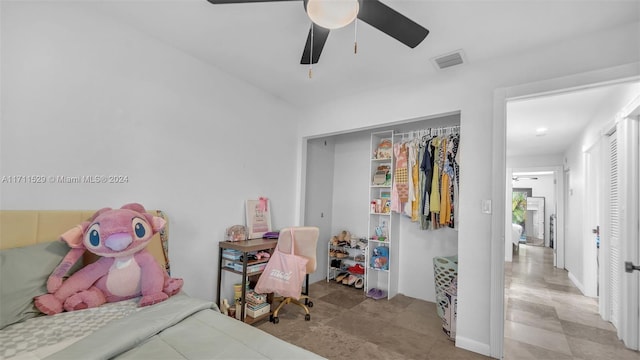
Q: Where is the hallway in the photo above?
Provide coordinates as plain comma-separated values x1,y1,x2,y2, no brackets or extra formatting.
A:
504,244,639,359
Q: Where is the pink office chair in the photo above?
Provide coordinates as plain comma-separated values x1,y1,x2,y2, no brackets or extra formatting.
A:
270,226,319,324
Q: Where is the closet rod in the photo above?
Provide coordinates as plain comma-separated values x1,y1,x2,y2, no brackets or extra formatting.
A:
394,125,460,139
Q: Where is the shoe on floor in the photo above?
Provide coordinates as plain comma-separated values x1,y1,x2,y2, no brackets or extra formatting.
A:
354,277,364,289
372,289,387,300
366,288,377,298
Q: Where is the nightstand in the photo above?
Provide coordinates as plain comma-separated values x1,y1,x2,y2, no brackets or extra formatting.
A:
216,238,277,324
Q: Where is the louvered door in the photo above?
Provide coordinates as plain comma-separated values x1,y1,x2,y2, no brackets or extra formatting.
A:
609,131,621,330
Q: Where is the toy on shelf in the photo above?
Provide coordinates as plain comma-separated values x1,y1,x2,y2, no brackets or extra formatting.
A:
370,246,389,270
375,139,392,159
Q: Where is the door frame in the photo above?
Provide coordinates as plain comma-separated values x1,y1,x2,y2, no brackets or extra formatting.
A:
505,168,562,264
618,96,639,350
597,97,640,349
489,63,640,359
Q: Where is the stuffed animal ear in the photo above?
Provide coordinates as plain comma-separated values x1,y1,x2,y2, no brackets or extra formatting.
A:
150,216,166,233
60,223,88,249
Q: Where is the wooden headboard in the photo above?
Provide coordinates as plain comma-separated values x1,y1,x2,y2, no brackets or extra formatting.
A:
0,210,170,272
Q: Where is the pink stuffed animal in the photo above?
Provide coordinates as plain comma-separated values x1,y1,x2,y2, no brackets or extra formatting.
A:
35,203,183,315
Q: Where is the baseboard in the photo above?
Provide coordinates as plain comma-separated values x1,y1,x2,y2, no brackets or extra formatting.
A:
567,271,585,295
455,336,491,358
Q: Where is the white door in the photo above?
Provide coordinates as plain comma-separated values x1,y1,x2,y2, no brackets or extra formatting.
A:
604,112,639,350
619,114,639,350
607,129,623,333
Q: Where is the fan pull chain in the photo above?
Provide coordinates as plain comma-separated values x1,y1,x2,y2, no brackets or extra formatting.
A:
309,23,313,79
354,18,358,54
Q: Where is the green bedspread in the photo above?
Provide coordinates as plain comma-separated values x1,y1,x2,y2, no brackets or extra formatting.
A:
46,293,324,360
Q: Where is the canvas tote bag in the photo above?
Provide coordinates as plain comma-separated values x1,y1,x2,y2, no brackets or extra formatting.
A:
255,228,309,299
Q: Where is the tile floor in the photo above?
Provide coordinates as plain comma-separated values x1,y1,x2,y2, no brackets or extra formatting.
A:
255,244,640,359
504,244,640,359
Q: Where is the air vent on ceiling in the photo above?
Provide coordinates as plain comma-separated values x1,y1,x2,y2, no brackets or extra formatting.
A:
431,49,465,70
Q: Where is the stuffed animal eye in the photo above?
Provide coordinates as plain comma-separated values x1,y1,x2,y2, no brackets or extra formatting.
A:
86,224,101,248
134,223,145,238
131,218,150,239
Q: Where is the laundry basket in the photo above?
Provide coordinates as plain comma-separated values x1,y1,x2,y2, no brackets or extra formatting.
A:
433,255,458,319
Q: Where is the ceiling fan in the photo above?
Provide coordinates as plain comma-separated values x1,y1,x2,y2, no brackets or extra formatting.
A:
512,176,539,181
206,0,429,65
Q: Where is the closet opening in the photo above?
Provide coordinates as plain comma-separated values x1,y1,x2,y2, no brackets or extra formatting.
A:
302,111,461,306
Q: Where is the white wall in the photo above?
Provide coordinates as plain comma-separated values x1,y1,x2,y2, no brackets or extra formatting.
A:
331,132,371,237
507,154,564,168
398,220,458,301
305,137,336,283
297,21,640,355
0,2,300,302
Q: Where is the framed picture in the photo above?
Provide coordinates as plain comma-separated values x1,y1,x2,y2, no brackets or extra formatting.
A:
245,199,272,239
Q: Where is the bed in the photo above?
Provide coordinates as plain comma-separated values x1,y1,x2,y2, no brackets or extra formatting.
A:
0,210,324,360
512,223,523,252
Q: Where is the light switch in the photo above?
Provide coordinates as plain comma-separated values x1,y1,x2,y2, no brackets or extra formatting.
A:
482,200,492,214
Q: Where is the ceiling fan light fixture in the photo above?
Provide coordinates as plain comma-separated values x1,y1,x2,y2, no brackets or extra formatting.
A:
535,127,548,136
307,0,359,30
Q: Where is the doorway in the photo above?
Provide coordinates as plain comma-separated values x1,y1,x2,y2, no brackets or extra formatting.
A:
505,168,559,263
525,196,545,246
491,69,640,358
511,187,531,246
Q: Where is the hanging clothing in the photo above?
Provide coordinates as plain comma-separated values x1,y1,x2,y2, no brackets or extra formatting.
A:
429,137,441,215
410,140,420,222
418,141,428,229
395,143,409,203
390,127,460,230
420,137,434,230
439,171,451,225
450,134,460,189
451,135,460,229
440,147,454,226
403,140,415,218
390,143,405,213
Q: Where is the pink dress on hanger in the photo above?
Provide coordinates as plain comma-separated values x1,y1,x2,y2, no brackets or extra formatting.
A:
396,143,409,202
391,142,407,213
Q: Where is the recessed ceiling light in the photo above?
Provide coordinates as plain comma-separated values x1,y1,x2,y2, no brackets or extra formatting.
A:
535,127,548,136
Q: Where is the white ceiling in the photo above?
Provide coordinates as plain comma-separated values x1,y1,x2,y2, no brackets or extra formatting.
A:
73,1,639,157
507,81,640,158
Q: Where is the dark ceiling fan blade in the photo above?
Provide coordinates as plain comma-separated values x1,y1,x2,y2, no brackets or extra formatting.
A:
206,0,298,4
357,0,429,48
300,24,330,65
